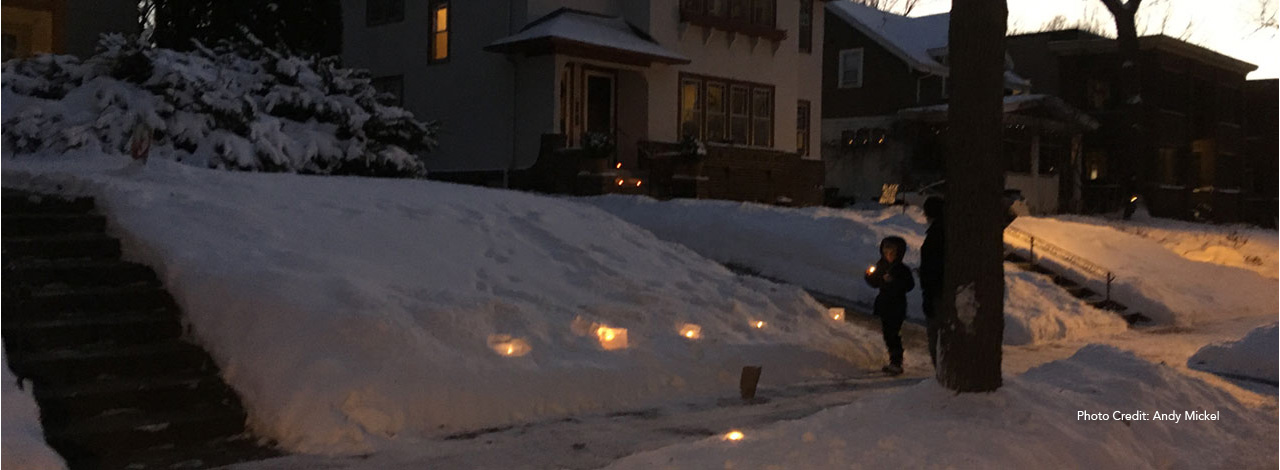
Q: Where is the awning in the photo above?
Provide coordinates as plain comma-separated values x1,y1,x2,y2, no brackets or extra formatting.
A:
485,8,690,66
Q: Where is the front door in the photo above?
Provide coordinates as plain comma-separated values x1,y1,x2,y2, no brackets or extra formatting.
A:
583,70,615,137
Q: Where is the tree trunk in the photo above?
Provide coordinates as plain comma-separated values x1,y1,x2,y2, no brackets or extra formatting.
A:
936,0,1007,393
1101,0,1145,195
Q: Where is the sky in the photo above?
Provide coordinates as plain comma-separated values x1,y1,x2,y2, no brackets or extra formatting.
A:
905,0,1280,79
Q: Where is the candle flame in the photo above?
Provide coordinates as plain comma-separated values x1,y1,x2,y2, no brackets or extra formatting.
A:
616,162,622,169
616,179,625,186
724,430,744,441
635,180,642,187
679,323,701,339
868,265,876,274
1130,196,1138,202
595,326,628,350
829,307,845,321
487,334,531,357
754,320,765,329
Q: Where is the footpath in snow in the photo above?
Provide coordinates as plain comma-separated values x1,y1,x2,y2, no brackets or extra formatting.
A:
2,157,888,455
584,196,1128,346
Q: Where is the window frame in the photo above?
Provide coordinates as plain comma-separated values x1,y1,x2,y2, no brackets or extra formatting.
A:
428,0,450,63
678,73,775,148
366,0,405,27
797,100,811,157
838,48,864,89
798,0,813,54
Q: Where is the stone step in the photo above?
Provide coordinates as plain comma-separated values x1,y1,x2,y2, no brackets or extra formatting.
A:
2,258,158,288
2,310,182,352
46,404,248,465
8,340,215,387
10,283,174,315
93,434,279,470
2,213,107,237
35,374,239,431
2,191,96,215
2,234,121,260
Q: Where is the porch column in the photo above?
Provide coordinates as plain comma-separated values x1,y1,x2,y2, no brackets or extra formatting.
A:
1069,133,1083,213
1029,133,1041,176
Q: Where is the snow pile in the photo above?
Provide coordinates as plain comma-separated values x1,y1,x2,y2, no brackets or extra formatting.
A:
2,35,435,176
1061,215,1278,280
1009,217,1278,326
606,345,1278,470
2,346,68,470
2,159,886,455
1188,323,1278,384
583,196,1126,345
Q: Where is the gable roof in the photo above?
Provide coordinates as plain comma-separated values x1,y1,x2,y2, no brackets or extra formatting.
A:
486,8,690,65
826,1,1030,90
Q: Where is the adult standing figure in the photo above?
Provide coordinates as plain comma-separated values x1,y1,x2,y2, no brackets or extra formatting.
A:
918,197,945,367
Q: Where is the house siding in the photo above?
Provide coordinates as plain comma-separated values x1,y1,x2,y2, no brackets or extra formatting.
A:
821,11,938,119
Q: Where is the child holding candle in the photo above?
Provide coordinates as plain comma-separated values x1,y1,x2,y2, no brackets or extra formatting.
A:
864,236,914,375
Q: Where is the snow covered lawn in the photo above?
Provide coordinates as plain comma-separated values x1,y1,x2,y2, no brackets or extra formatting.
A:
605,346,1278,470
1009,217,1278,326
2,156,887,455
1189,323,1279,385
1060,215,1278,280
2,346,68,470
583,196,1127,345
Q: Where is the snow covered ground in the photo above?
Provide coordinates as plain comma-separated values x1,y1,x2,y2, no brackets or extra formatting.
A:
1060,214,1278,279
2,345,68,470
605,346,1278,470
1189,323,1278,384
1009,217,1278,326
583,196,1127,345
1,155,888,455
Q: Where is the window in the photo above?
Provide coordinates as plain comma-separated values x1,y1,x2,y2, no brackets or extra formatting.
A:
838,48,864,89
680,78,703,139
798,0,813,53
730,85,750,144
371,75,404,106
797,100,811,156
706,83,727,142
751,88,772,147
728,0,748,21
1157,147,1178,185
1086,79,1110,110
750,0,775,27
680,74,774,147
430,0,450,62
366,0,404,26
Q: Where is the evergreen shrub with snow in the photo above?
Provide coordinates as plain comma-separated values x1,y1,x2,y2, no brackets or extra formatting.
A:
3,35,437,176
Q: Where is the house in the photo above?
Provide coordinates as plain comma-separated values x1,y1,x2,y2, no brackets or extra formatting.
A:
1006,29,1270,224
1242,79,1277,227
1,0,137,61
340,0,827,205
820,1,1095,214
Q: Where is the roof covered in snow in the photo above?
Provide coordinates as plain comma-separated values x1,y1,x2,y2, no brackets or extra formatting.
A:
826,1,1030,90
896,94,1099,129
486,8,690,65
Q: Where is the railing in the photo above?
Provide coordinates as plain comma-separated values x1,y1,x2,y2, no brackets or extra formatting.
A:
1004,226,1117,302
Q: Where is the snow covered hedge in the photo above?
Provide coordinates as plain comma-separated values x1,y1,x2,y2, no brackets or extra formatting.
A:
3,35,436,176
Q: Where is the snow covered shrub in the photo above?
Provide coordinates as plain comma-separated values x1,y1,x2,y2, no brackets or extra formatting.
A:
3,35,437,177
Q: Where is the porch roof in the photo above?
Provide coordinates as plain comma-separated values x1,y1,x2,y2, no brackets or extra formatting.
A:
896,94,1100,131
485,8,690,66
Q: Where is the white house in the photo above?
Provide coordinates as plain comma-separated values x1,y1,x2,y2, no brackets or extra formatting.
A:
341,0,827,204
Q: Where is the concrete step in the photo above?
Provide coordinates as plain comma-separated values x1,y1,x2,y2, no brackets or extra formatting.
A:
10,283,174,315
2,191,95,215
47,404,248,464
35,374,239,430
2,213,107,237
3,258,157,288
8,340,215,387
2,234,121,260
3,310,182,352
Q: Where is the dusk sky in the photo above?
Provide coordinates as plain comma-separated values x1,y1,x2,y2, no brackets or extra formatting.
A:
908,0,1280,79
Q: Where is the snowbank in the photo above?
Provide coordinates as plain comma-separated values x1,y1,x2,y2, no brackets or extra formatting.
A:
583,196,1126,345
2,346,68,470
1060,215,1278,280
2,157,886,455
605,345,1278,470
1009,217,1278,326
1188,323,1278,384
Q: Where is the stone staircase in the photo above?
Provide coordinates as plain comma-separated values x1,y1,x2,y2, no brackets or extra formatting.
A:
2,189,277,469
1003,249,1150,325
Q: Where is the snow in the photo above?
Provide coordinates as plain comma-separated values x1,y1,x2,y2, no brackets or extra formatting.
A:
582,196,1128,346
604,345,1278,470
1008,217,1278,326
487,9,688,64
1188,323,1278,384
2,345,68,470
1059,215,1279,280
1,156,887,455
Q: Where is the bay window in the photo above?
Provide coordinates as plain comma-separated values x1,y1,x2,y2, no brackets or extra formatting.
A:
679,74,774,147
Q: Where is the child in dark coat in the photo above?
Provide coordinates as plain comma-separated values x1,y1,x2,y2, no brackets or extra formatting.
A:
864,236,915,375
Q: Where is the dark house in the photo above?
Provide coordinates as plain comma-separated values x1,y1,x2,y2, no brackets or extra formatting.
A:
820,2,1096,214
1007,29,1273,224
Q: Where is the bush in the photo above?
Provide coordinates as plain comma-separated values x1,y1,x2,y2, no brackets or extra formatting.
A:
3,35,437,177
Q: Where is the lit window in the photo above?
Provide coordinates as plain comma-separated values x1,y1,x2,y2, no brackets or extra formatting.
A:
680,79,703,139
706,83,727,142
751,87,772,147
839,48,864,89
431,1,449,62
